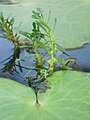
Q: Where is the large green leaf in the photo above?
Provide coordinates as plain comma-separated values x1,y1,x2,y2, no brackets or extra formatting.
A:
0,0,90,48
0,71,90,120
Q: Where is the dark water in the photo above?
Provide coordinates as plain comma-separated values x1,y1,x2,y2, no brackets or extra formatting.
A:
0,38,30,85
0,36,90,85
0,0,17,5
66,43,90,72
60,43,90,72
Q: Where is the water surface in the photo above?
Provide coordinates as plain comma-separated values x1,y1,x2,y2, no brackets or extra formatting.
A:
0,37,90,85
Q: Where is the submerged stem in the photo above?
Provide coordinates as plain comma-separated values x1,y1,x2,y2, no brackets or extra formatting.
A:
35,91,39,104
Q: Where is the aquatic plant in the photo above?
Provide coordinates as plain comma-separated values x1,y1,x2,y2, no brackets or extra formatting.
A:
0,8,75,104
0,12,20,46
0,1,90,119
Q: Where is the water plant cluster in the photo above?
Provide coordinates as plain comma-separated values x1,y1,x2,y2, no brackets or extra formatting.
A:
0,8,75,104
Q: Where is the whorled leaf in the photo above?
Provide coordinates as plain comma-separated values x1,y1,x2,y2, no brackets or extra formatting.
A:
0,70,90,120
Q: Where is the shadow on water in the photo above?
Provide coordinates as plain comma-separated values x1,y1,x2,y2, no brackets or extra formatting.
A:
0,34,90,85
0,37,35,85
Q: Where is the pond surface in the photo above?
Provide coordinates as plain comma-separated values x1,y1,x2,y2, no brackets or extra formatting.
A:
0,35,90,85
64,43,90,72
0,37,28,85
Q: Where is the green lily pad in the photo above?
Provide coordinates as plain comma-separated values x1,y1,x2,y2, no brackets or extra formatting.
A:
0,70,90,120
0,0,90,48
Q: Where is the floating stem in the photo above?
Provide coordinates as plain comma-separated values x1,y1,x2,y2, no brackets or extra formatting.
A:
35,91,39,105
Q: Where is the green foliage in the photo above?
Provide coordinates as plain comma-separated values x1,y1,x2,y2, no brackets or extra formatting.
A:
0,8,76,104
57,57,76,70
20,8,71,76
0,4,90,119
0,12,20,45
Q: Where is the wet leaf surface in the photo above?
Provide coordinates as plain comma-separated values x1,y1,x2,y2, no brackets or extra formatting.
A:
0,0,90,48
0,71,90,120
